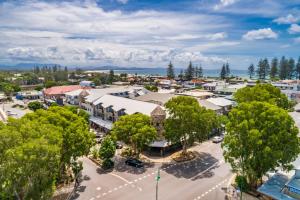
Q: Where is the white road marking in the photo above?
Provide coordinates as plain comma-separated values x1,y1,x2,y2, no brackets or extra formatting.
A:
96,195,101,198
109,173,132,184
96,187,101,191
192,178,229,200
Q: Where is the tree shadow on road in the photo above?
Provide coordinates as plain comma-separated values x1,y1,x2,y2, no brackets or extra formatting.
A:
70,173,88,200
161,152,219,180
109,156,156,175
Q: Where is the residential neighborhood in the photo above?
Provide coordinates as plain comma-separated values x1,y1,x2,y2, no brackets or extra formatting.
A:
1,1,300,200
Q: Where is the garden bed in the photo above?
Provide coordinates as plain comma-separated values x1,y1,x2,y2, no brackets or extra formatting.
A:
171,151,196,162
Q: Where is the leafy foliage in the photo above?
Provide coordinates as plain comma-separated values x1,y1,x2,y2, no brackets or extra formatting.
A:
111,113,157,155
0,106,94,199
167,61,175,79
144,85,158,92
234,83,290,109
28,101,44,111
222,102,300,187
164,96,218,153
99,136,116,161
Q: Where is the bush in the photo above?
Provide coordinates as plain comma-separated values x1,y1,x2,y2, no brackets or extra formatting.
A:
144,85,158,92
91,147,99,159
28,101,44,111
235,175,249,192
121,147,134,158
102,159,114,170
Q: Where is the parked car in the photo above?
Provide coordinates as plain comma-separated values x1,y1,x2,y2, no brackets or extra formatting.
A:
125,158,144,168
212,136,223,143
116,141,123,149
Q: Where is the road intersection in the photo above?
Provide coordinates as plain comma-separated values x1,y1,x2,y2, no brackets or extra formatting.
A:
71,142,232,200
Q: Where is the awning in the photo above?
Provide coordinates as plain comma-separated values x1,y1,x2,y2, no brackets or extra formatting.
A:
257,173,294,200
149,140,171,148
89,116,113,130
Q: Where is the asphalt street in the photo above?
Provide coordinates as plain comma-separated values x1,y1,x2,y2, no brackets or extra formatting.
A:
71,141,233,200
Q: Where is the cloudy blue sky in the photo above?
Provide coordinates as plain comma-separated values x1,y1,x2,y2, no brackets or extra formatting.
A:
0,0,300,69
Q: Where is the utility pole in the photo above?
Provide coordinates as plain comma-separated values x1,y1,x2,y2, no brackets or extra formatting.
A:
156,168,160,200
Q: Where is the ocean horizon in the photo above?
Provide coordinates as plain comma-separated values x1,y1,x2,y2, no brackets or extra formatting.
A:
86,68,249,78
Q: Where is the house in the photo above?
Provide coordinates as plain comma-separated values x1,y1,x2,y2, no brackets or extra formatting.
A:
177,90,214,99
43,85,83,105
158,79,172,89
202,82,218,91
16,91,42,100
80,81,95,88
133,92,175,106
198,99,222,115
206,97,234,114
90,94,165,132
258,170,300,200
78,86,149,114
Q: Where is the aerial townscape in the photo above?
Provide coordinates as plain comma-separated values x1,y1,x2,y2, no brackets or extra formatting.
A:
1,1,300,200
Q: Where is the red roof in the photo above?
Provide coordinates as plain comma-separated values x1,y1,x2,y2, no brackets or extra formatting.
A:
44,85,83,96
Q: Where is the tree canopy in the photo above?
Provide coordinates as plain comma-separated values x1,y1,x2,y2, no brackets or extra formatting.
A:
99,136,116,161
167,61,175,79
0,106,94,199
164,96,218,154
111,113,157,155
222,102,300,187
28,101,44,111
234,83,290,109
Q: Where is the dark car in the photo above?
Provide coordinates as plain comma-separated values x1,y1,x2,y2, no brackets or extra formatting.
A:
116,141,123,149
125,158,144,168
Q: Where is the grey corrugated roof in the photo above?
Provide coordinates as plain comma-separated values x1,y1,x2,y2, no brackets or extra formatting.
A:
133,92,175,105
198,99,222,111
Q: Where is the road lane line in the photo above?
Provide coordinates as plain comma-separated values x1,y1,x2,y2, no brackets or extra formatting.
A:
109,173,132,184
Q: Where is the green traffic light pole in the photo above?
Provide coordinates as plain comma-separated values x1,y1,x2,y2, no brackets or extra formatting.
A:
156,168,160,200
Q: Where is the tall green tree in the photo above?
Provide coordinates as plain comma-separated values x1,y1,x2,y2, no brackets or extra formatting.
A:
288,58,295,79
198,65,203,78
279,56,288,80
234,83,290,110
222,102,300,187
256,58,269,80
167,61,175,79
225,62,230,78
185,61,194,80
178,69,184,80
248,64,255,79
270,57,278,79
164,96,218,154
0,119,62,200
23,106,94,180
108,70,114,84
296,57,300,80
220,64,226,79
99,136,116,169
111,113,157,155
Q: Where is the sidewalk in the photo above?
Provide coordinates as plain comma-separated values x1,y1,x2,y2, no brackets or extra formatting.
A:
140,140,212,163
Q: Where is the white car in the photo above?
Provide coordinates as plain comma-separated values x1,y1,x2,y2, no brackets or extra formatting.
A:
212,136,223,143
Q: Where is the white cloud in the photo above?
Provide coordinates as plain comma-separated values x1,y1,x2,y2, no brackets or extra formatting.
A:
0,0,232,67
242,28,278,40
214,0,238,10
289,24,300,34
273,14,300,24
158,32,227,41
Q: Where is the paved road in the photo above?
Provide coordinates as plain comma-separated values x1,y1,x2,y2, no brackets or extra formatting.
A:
71,141,233,200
